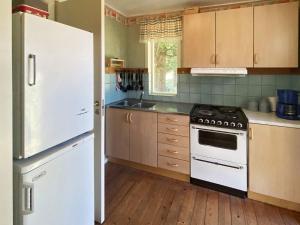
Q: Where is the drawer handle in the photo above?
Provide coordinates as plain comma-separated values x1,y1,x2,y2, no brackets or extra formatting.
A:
167,127,178,132
167,162,179,167
167,149,179,154
166,138,179,143
167,118,178,122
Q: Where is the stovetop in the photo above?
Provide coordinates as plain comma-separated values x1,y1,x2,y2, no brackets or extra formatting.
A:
190,104,248,130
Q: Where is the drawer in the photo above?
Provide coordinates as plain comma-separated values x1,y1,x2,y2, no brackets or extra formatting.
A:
158,156,190,174
158,123,189,137
158,143,189,161
158,113,189,126
158,133,189,148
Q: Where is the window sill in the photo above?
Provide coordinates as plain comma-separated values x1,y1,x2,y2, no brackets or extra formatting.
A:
149,93,177,97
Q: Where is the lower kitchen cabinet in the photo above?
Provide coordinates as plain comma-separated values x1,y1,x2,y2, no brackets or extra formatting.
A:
157,113,190,175
106,108,130,160
106,109,191,178
249,123,300,207
129,110,158,167
106,108,158,167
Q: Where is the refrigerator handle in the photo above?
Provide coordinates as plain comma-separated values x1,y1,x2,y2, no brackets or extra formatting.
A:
22,183,34,215
28,54,36,86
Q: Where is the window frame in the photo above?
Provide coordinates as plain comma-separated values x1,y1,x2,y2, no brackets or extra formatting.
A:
146,39,181,97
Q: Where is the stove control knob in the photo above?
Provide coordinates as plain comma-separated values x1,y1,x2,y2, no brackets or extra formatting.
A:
230,122,236,127
210,120,216,125
205,119,210,124
224,121,229,126
198,118,204,123
217,121,222,126
237,123,243,128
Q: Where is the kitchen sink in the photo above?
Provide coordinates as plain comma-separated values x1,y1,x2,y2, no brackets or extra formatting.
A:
132,102,156,109
115,99,139,107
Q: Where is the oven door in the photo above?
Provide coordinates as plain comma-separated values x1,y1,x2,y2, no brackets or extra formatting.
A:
190,124,247,164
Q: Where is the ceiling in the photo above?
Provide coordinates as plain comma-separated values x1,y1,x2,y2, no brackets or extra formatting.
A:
105,0,255,17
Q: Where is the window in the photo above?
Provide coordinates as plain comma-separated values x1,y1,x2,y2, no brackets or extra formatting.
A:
148,39,180,96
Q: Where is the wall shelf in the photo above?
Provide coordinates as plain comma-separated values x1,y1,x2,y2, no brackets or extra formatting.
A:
106,67,148,74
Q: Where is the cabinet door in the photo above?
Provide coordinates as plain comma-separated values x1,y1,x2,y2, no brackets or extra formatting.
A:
130,111,158,167
254,2,299,68
249,124,300,203
216,7,253,67
182,12,216,68
106,108,130,160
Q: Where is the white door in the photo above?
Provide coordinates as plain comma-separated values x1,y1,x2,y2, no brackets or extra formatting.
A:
55,0,105,222
20,13,94,158
19,135,94,225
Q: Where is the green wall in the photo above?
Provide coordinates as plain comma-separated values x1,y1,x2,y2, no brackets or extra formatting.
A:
105,17,146,104
105,17,128,61
105,17,145,67
126,24,146,68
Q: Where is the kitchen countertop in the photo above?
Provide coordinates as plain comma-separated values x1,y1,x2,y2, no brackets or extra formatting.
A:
107,100,300,128
107,99,194,116
243,109,300,129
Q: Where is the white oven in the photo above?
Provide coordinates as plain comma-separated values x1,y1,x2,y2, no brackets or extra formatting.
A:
190,124,247,164
190,124,248,193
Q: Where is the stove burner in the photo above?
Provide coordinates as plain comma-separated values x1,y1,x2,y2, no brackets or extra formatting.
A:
190,104,248,131
227,114,238,119
220,107,237,114
198,110,215,116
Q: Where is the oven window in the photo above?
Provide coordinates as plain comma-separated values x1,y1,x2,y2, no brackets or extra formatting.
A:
198,130,237,150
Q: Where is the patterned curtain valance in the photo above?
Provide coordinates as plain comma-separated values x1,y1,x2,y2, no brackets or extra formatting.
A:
139,15,182,42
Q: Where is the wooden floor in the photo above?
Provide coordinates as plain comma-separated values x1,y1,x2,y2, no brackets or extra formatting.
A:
102,162,300,225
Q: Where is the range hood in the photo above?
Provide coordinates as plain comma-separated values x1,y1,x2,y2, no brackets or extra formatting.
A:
191,68,247,77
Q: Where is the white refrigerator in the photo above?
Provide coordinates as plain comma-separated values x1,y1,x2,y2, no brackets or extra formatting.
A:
12,12,94,159
14,133,94,225
12,13,96,225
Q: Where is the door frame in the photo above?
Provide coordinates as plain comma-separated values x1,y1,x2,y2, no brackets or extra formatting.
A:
55,0,105,223
0,0,13,224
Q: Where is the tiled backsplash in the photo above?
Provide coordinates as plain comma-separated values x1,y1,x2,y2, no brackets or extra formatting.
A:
105,74,127,104
105,74,300,107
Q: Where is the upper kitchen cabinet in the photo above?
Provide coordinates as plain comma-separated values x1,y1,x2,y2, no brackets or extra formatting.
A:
182,12,216,68
216,7,253,68
254,1,299,68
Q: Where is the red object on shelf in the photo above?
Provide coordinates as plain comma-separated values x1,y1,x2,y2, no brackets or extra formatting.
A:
13,5,49,18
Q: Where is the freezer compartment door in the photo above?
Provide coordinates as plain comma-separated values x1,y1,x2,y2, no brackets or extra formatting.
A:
19,13,93,158
17,135,94,225
191,154,247,191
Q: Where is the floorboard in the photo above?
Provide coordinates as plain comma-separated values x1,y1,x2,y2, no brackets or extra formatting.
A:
102,162,300,225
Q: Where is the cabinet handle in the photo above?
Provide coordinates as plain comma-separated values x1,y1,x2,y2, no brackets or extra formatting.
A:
126,113,129,123
167,127,178,132
249,127,253,140
167,137,179,143
167,162,179,167
211,54,216,64
167,118,178,122
254,54,258,64
215,54,219,65
129,113,133,123
167,149,179,154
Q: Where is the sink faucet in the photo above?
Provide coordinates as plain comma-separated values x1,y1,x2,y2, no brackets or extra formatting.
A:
139,91,144,103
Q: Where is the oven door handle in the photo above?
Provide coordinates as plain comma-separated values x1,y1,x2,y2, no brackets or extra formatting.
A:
192,157,244,170
191,126,243,136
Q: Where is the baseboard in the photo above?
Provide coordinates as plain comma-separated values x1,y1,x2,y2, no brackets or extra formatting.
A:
248,191,300,212
108,157,190,182
191,178,247,198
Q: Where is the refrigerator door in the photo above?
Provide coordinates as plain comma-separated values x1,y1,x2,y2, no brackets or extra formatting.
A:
13,13,93,158
16,134,94,225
